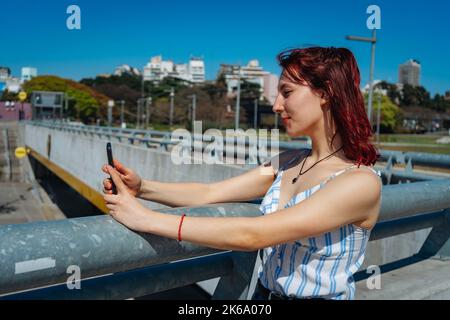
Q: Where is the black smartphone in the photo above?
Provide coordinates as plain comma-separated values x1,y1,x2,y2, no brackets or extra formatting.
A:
106,142,117,194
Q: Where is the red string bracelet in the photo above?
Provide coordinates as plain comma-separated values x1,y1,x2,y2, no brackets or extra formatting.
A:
178,213,186,242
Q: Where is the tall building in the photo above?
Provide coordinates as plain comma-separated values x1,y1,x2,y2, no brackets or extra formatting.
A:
5,78,21,93
0,67,10,93
114,64,141,77
143,55,205,83
218,60,270,99
21,67,37,83
263,73,279,105
188,58,205,83
0,67,11,81
398,59,421,87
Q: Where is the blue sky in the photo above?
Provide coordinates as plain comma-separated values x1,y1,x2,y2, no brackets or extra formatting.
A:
1,0,449,95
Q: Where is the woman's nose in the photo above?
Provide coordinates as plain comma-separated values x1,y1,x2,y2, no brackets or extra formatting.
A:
272,94,284,113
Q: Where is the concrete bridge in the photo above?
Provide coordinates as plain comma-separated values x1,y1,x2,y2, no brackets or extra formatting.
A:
0,120,449,299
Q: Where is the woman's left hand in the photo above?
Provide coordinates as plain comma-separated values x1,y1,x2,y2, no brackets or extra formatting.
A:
103,165,152,233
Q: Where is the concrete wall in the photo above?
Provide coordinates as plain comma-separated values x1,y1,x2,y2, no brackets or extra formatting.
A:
21,122,434,271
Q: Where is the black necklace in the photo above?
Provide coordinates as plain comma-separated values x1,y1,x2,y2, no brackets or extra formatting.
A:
292,146,344,184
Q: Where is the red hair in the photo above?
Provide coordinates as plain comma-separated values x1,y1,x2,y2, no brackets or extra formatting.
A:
277,47,379,166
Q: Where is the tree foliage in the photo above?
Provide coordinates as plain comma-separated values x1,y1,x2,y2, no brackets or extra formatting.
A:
22,75,110,122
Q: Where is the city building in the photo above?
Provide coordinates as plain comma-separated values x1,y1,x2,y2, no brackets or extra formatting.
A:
188,58,205,83
398,59,421,87
143,55,174,82
143,55,205,83
0,67,11,93
217,60,271,99
0,101,32,121
0,67,11,81
114,64,141,77
444,91,450,101
96,73,112,78
362,79,388,96
5,78,21,93
263,73,279,105
21,67,37,83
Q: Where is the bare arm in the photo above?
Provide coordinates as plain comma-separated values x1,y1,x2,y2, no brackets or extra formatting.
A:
137,164,275,207
137,149,301,207
141,169,382,251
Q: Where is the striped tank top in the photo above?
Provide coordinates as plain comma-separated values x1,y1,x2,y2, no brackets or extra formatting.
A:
258,153,381,300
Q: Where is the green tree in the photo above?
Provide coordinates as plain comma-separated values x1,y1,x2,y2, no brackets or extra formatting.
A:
23,76,109,123
0,89,18,102
365,93,402,133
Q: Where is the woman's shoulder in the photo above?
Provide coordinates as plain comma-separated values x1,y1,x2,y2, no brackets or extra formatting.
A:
330,164,383,205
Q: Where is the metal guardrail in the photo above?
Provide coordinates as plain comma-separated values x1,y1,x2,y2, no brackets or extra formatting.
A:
0,203,259,299
0,180,449,299
23,121,450,187
24,121,450,170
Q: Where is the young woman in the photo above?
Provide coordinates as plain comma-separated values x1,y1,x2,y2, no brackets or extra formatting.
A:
101,46,382,300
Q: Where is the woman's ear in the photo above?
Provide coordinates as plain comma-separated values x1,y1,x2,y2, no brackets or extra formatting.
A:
319,92,329,107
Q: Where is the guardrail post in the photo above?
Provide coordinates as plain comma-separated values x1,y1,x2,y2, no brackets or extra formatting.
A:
418,209,450,261
405,157,414,174
212,251,258,300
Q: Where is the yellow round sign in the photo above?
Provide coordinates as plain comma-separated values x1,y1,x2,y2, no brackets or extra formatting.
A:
15,147,27,159
18,91,27,102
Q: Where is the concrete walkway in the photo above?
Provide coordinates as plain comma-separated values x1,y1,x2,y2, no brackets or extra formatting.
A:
356,257,450,300
0,121,65,224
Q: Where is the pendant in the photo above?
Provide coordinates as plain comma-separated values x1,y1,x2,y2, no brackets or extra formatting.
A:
292,177,298,184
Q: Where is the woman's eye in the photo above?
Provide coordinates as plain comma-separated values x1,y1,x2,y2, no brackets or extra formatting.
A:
283,91,292,97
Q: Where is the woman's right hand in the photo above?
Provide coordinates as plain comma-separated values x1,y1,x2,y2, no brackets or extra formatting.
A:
102,159,142,197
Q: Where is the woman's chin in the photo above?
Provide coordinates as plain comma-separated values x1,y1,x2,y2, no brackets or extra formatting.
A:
286,128,305,138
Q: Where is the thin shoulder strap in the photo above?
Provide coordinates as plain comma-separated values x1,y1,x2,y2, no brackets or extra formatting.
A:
322,164,381,186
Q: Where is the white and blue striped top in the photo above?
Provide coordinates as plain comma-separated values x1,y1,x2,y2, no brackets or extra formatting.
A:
258,153,381,300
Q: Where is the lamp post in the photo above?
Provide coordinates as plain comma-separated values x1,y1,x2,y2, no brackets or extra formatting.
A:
145,96,152,130
253,98,258,129
169,87,174,127
235,66,242,130
136,99,142,129
187,93,196,130
376,91,381,145
346,29,377,126
107,100,114,127
119,100,125,128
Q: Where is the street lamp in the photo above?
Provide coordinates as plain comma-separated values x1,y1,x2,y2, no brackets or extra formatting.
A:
107,100,114,127
253,98,258,129
187,93,196,130
119,100,125,128
137,97,152,129
346,29,377,127
375,88,382,145
235,66,242,130
163,87,175,127
145,96,152,130
169,87,174,127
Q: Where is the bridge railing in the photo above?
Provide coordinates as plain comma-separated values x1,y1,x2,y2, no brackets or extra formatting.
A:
23,120,450,190
24,121,450,173
1,179,449,299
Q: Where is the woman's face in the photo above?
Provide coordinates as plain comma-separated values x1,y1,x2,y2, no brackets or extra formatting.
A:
272,75,327,137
